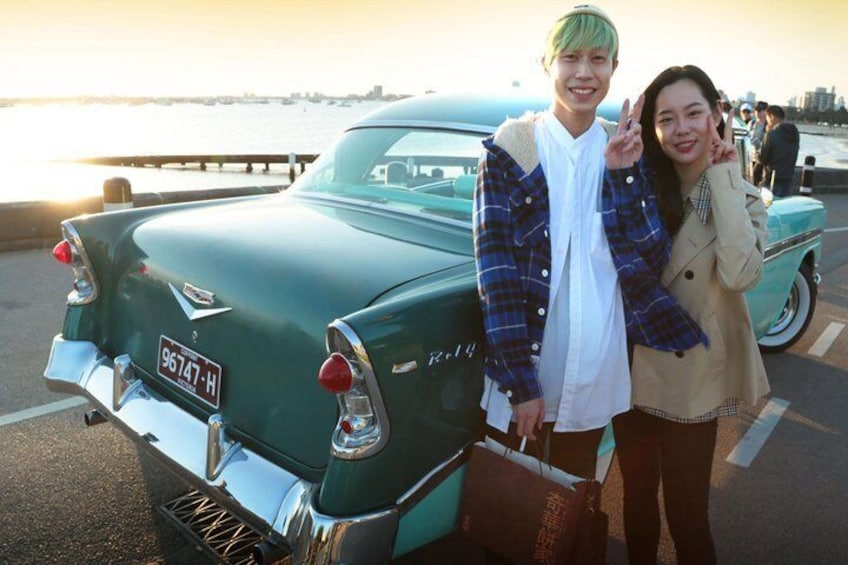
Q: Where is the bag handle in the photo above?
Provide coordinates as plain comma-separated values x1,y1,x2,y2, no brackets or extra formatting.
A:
506,435,550,477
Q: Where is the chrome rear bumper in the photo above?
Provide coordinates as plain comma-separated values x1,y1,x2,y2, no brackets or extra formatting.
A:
44,335,398,564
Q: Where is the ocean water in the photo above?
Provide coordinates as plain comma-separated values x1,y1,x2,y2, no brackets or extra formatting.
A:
0,100,845,203
0,100,385,203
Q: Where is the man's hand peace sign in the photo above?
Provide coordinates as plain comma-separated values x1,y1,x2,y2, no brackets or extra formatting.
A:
604,94,645,170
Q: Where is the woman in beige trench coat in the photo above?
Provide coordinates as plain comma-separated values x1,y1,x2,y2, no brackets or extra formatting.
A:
602,65,770,565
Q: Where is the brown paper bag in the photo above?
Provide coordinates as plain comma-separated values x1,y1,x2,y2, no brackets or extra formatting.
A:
459,439,607,564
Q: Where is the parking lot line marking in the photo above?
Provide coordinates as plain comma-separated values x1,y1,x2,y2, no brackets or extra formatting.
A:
824,226,848,233
0,397,88,428
807,322,846,357
726,397,790,468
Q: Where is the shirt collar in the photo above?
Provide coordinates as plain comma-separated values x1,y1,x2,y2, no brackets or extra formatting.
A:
685,173,712,224
542,110,601,155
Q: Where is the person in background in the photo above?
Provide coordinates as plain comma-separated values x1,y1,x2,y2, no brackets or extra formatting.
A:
759,104,800,197
749,101,768,185
473,4,629,483
739,102,754,128
602,65,769,565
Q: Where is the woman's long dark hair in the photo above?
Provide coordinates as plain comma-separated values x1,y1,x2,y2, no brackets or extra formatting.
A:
639,65,725,235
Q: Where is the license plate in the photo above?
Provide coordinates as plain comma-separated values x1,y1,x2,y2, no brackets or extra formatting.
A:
157,336,222,409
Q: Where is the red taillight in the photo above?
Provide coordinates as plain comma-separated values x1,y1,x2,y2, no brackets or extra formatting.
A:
52,240,73,264
318,353,353,393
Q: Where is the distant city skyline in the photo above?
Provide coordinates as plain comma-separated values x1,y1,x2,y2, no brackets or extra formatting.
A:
1,1,845,108
2,83,845,113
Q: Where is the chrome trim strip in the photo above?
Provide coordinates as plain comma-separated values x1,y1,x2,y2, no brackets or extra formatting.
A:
293,193,472,230
348,119,495,135
43,335,399,564
392,360,419,374
325,320,392,460
396,446,469,515
763,229,823,264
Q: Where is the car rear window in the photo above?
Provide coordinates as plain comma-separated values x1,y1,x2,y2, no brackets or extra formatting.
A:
289,127,485,222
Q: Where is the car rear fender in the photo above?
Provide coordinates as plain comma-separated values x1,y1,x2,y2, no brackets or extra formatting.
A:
316,267,483,517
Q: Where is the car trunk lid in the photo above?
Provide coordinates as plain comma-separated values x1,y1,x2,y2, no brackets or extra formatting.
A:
107,195,472,472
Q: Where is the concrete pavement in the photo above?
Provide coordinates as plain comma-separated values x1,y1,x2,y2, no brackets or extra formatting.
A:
1,193,847,564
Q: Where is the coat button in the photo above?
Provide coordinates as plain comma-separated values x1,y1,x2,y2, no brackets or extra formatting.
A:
675,350,684,358
531,343,540,352
537,308,546,316
541,269,549,277
685,270,694,280
625,175,634,184
525,196,533,204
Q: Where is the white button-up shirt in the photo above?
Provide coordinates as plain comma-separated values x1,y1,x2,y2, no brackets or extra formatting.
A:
481,111,631,433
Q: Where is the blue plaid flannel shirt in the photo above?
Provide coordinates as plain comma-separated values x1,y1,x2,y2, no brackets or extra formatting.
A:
473,136,550,405
601,159,709,351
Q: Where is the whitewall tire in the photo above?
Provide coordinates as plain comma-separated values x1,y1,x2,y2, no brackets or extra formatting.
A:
758,264,817,353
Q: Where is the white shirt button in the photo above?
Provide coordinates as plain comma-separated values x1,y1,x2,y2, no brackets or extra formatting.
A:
541,269,549,277
525,196,533,204
537,307,546,316
531,343,540,352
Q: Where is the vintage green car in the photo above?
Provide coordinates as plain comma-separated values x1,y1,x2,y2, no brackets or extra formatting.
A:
44,94,825,563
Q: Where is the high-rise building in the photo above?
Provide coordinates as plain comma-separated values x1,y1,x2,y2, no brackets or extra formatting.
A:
803,86,836,112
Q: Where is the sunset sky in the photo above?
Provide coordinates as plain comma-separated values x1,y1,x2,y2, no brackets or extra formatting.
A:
1,0,846,106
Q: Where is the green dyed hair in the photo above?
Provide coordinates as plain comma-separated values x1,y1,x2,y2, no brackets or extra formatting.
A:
542,11,619,73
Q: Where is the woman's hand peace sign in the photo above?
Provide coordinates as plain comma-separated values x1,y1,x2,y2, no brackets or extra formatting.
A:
707,109,738,166
604,94,645,170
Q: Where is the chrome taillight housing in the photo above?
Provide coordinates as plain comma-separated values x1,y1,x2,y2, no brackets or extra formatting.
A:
320,321,390,460
53,221,99,305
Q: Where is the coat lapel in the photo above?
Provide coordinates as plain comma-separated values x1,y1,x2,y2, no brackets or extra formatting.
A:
661,213,715,286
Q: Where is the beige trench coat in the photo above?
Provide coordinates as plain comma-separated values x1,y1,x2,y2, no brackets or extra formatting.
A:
631,163,770,418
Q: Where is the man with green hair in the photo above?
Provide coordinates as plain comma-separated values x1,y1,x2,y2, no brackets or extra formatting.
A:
473,4,629,481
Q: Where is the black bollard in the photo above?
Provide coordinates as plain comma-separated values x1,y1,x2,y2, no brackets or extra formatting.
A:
799,156,815,196
103,177,133,211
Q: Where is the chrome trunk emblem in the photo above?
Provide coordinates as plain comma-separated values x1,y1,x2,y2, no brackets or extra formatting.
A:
183,282,216,305
169,283,232,321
